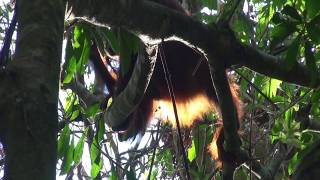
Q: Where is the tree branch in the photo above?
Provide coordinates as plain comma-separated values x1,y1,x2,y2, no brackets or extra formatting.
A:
104,43,157,129
69,0,320,88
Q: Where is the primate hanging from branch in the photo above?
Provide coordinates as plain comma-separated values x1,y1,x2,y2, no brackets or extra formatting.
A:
90,0,244,170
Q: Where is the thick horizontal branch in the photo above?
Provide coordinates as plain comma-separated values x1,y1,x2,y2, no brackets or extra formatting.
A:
69,0,320,88
105,43,157,129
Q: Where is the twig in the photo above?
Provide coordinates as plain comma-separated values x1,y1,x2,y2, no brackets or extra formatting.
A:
0,4,17,66
159,40,191,180
147,122,161,180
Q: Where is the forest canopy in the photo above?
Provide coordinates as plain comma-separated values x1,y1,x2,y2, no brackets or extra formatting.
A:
0,0,320,179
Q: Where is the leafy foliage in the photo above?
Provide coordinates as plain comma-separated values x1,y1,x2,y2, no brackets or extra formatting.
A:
1,0,320,179
54,0,320,179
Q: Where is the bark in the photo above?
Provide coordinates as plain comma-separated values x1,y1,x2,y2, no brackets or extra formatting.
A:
0,0,65,179
69,0,320,88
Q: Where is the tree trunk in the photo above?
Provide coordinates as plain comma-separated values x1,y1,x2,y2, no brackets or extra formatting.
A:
0,0,65,179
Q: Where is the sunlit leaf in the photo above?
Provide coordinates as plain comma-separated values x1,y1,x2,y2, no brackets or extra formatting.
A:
288,152,299,175
91,160,102,178
187,140,196,162
262,78,282,98
73,26,81,48
70,109,80,121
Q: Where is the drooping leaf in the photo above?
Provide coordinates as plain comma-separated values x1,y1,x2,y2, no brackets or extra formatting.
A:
61,136,74,174
75,26,91,74
91,160,102,178
288,152,299,175
105,29,120,54
150,170,158,180
110,168,118,180
63,25,91,84
262,78,282,98
119,29,139,77
73,128,88,165
63,34,76,84
96,117,105,143
126,167,136,180
57,125,71,159
90,138,102,178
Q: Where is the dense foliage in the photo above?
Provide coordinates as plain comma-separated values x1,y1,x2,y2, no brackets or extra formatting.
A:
1,0,320,179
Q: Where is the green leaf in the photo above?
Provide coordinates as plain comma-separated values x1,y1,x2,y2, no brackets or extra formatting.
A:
77,32,91,74
62,73,73,84
288,153,298,175
57,125,71,159
271,12,283,24
70,110,80,121
61,136,74,174
119,29,139,77
126,168,136,180
262,78,282,98
306,14,320,44
203,0,217,10
282,5,302,22
97,117,105,142
311,90,320,103
105,29,120,54
305,41,319,86
285,36,301,70
90,138,100,164
63,56,77,84
110,168,118,180
85,103,100,118
90,135,103,178
73,128,88,165
91,160,102,178
187,140,196,162
270,22,297,50
150,170,158,180
73,26,81,48
306,0,320,19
